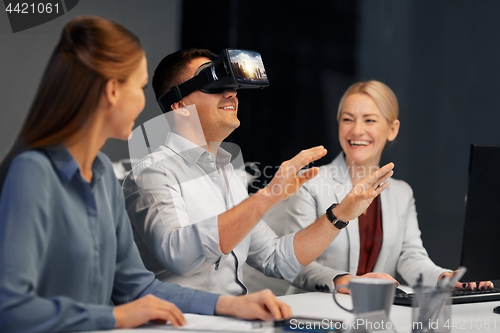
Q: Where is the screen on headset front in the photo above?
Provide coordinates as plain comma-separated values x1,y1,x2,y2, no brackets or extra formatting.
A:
157,48,269,113
227,49,268,84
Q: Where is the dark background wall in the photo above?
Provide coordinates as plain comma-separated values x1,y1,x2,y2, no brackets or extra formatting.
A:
357,0,500,277
0,0,183,163
1,0,500,284
181,0,500,282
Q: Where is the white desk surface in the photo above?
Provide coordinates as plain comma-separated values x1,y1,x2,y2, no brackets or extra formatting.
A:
91,292,500,333
280,292,500,332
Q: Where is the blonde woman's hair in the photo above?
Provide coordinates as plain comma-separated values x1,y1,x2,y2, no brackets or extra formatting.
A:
337,80,399,123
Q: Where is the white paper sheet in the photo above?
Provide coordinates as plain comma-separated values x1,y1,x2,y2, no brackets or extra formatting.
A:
139,314,274,332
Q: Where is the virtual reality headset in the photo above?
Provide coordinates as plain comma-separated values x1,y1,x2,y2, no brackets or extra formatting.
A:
158,49,270,113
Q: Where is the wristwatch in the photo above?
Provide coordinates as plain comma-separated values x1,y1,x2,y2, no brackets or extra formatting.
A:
326,203,349,229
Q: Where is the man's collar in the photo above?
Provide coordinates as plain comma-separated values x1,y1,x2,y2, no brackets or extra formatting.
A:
165,132,232,166
215,146,232,166
43,145,105,183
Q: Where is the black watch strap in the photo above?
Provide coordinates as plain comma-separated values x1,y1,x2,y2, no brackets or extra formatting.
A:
326,203,349,229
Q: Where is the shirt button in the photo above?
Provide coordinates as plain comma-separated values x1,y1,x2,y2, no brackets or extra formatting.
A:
212,176,217,181
208,155,213,160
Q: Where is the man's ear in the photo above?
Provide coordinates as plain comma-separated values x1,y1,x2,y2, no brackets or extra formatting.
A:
171,100,190,116
104,78,120,106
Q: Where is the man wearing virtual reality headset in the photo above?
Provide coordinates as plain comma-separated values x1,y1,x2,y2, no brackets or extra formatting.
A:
122,48,394,296
157,49,270,111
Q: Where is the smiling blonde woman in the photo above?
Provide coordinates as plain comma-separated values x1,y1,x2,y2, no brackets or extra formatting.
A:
286,80,492,294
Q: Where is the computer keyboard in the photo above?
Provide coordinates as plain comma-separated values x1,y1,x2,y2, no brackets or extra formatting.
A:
394,287,500,306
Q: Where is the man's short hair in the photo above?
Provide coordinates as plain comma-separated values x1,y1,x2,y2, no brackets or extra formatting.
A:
152,48,217,102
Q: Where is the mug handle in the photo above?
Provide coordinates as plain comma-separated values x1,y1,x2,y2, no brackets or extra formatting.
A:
332,284,353,313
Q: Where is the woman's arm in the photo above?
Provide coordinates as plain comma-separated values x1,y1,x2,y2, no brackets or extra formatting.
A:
396,182,449,286
0,152,116,332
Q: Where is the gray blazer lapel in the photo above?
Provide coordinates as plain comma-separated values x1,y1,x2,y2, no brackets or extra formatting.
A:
373,184,398,272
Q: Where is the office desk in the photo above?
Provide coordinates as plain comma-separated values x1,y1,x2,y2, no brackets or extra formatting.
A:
91,292,500,332
281,292,500,333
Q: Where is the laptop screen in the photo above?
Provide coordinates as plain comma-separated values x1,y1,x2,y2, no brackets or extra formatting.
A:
460,144,500,282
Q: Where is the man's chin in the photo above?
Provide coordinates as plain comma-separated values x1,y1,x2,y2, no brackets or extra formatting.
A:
220,122,240,140
226,118,241,130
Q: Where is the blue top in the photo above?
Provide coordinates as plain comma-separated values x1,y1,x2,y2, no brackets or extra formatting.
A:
0,146,220,332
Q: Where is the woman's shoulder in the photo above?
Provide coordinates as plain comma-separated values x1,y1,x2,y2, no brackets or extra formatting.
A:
1,149,54,195
388,176,411,188
386,176,413,197
10,149,53,172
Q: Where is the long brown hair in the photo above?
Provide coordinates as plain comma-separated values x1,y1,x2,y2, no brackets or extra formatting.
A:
21,16,144,147
0,16,143,193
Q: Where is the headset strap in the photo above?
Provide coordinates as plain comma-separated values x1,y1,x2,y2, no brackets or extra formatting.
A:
157,67,214,113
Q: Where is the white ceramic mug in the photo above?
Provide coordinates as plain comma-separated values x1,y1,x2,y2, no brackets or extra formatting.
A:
333,278,396,315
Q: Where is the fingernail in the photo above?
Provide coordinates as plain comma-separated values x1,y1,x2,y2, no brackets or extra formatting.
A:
462,283,467,289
